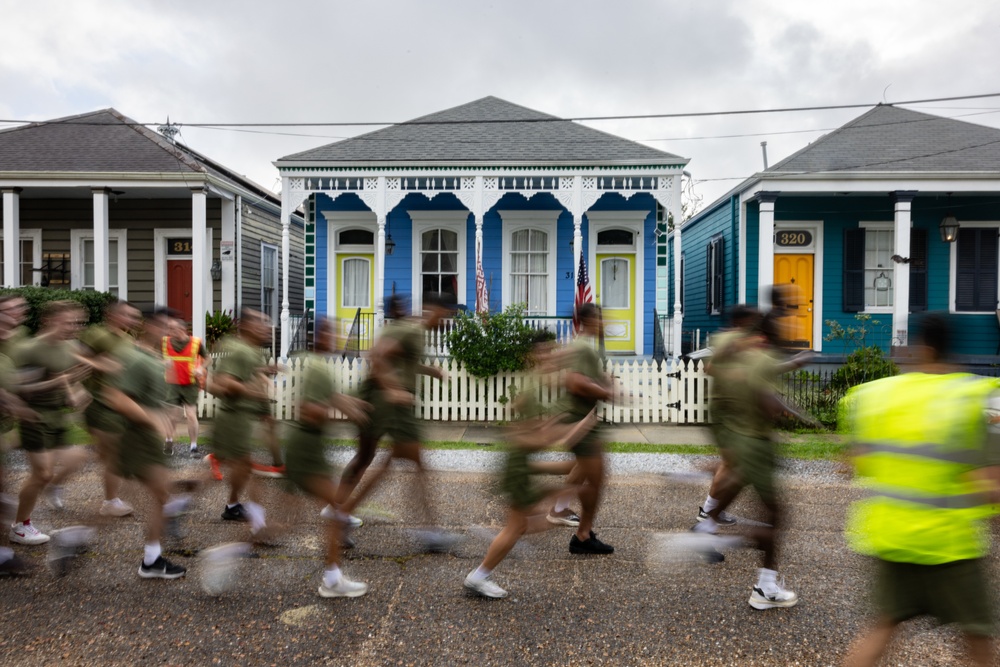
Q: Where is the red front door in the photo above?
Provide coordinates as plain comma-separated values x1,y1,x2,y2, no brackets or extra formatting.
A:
167,259,193,324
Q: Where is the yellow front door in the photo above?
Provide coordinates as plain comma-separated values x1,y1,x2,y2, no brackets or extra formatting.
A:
596,254,635,352
336,254,375,350
773,253,814,348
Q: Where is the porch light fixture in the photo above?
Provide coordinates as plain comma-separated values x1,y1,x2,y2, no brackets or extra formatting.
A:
210,260,222,281
385,219,396,255
874,271,891,292
940,193,959,243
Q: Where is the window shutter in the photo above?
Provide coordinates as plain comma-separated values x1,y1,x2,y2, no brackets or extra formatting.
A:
705,242,713,314
956,228,998,312
843,228,865,312
981,229,999,311
908,227,928,312
714,237,725,315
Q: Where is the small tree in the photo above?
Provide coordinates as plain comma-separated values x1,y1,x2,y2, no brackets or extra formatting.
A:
446,304,551,378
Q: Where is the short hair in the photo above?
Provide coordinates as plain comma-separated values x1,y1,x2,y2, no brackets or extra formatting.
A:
424,292,457,311
914,313,951,361
40,300,82,323
726,305,759,328
385,294,409,319
576,302,600,323
153,306,181,321
106,299,138,316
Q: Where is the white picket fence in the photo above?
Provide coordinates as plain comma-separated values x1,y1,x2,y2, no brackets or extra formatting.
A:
195,356,711,424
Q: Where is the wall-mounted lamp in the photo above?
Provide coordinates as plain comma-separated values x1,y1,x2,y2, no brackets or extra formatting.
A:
210,259,222,281
940,193,959,243
385,219,396,255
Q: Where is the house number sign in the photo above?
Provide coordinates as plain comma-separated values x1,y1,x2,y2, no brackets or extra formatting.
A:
775,230,812,247
167,238,193,255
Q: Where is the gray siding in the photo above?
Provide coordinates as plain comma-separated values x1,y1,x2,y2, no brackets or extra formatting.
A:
239,205,305,318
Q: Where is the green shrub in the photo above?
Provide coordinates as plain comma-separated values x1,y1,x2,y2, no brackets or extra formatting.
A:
0,286,116,333
828,346,899,391
205,310,237,350
445,304,543,378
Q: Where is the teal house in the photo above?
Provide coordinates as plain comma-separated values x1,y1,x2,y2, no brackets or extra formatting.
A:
677,105,1000,357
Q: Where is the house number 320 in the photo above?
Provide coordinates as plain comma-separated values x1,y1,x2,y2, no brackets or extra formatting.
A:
775,231,812,247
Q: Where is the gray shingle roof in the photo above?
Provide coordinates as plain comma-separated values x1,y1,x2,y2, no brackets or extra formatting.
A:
278,96,685,166
768,105,1000,173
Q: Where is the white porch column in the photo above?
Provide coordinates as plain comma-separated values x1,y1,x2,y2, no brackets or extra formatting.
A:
892,191,916,346
92,187,110,294
220,198,236,312
191,187,207,344
572,175,583,285
376,213,386,323
670,174,684,358
756,192,779,310
2,188,22,287
279,184,291,360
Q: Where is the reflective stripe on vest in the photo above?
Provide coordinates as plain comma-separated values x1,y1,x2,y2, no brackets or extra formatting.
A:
163,336,201,385
843,372,1000,565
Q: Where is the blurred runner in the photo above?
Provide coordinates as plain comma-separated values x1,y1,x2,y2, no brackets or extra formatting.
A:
843,313,999,666
206,308,271,539
9,301,90,545
162,314,207,457
282,317,370,598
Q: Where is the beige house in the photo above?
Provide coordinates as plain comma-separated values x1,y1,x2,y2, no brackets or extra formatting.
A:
0,109,305,348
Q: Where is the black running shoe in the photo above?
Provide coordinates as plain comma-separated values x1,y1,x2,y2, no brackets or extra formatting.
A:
138,556,186,579
221,504,248,522
0,555,30,576
569,531,615,555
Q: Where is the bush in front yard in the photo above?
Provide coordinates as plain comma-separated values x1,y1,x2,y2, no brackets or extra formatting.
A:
446,304,550,378
0,286,116,333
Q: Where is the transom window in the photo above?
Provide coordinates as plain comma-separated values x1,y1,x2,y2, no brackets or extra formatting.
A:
338,229,374,246
597,229,634,246
421,229,459,300
510,229,548,315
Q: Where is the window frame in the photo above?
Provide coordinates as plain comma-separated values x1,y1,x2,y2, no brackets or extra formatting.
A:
70,228,127,299
340,256,372,309
949,221,1000,314
858,221,895,314
0,228,42,287
260,241,279,323
707,234,725,316
499,210,559,317
409,211,468,314
599,256,631,310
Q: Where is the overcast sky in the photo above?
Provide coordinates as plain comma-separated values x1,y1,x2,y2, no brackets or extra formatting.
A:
3,0,999,211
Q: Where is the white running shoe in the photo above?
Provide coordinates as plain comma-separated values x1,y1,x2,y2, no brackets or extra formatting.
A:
464,572,508,599
10,522,49,545
318,575,368,598
99,498,134,517
318,505,363,528
199,542,250,596
749,579,799,610
43,486,65,511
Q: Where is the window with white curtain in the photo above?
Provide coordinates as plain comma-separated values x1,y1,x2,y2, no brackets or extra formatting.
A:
82,239,120,296
601,258,629,308
863,226,894,310
421,228,459,300
261,243,278,321
510,228,548,315
342,257,370,308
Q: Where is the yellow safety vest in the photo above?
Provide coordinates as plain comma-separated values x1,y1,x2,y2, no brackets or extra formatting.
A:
843,372,1000,564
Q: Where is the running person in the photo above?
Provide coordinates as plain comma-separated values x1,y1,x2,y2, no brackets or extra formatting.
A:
77,300,141,518
283,317,370,598
9,301,91,545
206,308,271,538
337,292,454,550
162,315,207,456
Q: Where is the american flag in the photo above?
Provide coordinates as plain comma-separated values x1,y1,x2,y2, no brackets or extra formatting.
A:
475,234,489,314
572,252,593,332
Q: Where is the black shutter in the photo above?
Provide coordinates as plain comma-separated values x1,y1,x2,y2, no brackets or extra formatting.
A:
956,228,999,312
714,237,725,314
908,227,928,312
843,228,865,312
705,242,713,314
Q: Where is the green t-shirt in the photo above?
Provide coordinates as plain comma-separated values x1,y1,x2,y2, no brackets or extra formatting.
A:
112,345,166,438
12,336,78,409
79,325,133,399
557,337,604,419
712,345,781,439
215,335,267,413
380,319,425,392
295,353,336,431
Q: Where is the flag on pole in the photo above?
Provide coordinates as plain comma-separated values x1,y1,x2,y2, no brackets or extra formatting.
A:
475,234,489,314
573,252,594,332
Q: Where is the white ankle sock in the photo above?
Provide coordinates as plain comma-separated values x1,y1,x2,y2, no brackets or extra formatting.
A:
163,494,191,518
323,565,342,587
703,495,720,512
469,566,491,582
143,542,162,566
554,497,570,513
190,441,198,450
244,501,266,533
757,567,777,588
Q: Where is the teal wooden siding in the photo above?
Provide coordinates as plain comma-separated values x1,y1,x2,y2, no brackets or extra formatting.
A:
677,195,739,337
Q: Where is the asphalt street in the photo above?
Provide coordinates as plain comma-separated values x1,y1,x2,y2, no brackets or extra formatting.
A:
0,445,994,667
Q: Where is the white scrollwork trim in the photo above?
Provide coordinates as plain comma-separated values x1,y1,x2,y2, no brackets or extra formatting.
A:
385,191,406,214
483,177,498,191
482,191,503,213
581,190,601,212
386,178,401,191
454,190,476,212
285,190,309,212
363,177,378,191
289,178,305,192
552,190,575,212
559,177,574,190
358,191,379,213
460,177,475,191
582,177,597,191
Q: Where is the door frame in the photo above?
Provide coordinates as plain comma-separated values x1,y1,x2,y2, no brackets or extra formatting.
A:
324,211,377,319
154,227,213,317
773,220,823,352
588,211,646,354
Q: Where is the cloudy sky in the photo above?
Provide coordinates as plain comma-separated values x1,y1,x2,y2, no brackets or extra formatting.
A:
2,0,998,210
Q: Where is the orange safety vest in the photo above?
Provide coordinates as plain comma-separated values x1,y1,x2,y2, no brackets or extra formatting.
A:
162,336,203,387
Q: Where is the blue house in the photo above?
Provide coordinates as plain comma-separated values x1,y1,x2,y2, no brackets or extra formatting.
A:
678,104,1000,358
273,97,689,357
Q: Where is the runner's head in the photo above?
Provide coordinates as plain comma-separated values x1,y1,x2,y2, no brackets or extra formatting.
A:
105,300,141,335
576,303,601,337
422,292,457,328
239,307,269,346
913,312,951,363
315,316,337,353
40,300,85,340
